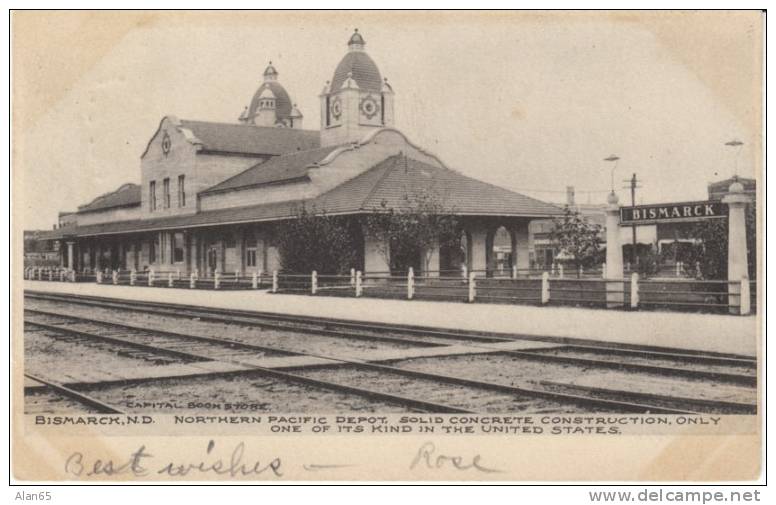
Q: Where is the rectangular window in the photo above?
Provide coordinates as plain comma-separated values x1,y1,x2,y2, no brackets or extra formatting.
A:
325,96,331,126
163,178,170,209
173,232,184,263
149,181,157,211
178,175,186,207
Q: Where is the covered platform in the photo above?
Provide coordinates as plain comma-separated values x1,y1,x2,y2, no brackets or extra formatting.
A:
23,280,757,357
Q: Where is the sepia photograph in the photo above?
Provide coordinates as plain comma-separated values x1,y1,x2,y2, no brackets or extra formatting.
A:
11,9,764,484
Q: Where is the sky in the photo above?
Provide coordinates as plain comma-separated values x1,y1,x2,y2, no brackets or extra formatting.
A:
13,11,763,230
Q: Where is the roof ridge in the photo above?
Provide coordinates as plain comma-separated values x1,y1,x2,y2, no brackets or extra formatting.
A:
201,144,342,195
427,160,565,212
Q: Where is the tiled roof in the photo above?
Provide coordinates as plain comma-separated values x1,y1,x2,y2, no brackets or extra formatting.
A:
179,119,320,156
247,81,293,122
202,145,341,194
43,154,562,240
77,183,141,213
314,155,564,217
40,199,308,240
331,51,382,93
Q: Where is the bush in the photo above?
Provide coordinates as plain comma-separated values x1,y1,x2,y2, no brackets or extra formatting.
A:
274,206,360,274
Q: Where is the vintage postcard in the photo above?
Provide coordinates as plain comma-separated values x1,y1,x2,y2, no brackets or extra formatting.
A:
12,10,763,482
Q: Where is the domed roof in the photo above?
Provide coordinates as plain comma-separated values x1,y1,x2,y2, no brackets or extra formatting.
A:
246,59,294,123
248,82,292,119
330,30,383,93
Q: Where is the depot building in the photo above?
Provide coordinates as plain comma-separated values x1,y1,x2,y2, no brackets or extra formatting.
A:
43,30,563,276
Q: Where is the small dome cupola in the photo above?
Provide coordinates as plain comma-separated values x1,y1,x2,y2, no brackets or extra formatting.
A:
263,61,279,81
348,28,366,51
241,61,302,128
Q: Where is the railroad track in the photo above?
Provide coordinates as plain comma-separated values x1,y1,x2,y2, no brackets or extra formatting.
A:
25,291,757,386
24,306,756,414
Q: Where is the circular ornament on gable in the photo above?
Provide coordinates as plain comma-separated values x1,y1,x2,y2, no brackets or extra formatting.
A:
161,131,171,155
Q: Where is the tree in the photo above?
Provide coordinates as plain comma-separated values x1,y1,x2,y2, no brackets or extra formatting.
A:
274,206,360,274
363,188,460,275
549,206,603,277
684,203,756,280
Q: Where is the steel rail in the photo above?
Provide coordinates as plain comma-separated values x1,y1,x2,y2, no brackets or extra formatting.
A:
24,309,727,415
24,316,472,414
26,293,757,385
25,291,756,360
24,373,126,415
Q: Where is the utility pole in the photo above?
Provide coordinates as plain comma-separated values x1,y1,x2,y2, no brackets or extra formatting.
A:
623,173,642,265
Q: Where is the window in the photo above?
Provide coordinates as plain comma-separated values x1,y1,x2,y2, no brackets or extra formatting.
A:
163,178,170,209
178,175,186,207
325,96,331,126
149,181,157,211
173,232,184,263
245,234,258,268
381,94,385,124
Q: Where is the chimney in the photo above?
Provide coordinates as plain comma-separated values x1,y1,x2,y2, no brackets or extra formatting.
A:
566,186,575,207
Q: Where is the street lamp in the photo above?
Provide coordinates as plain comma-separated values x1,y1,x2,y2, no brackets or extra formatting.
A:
724,140,744,179
604,155,620,194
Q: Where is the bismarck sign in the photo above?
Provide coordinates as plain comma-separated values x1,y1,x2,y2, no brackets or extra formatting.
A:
620,201,727,225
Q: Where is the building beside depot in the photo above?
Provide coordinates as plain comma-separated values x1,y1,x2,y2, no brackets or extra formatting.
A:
527,177,756,272
40,30,563,277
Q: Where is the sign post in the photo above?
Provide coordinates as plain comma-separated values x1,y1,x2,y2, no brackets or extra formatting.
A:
722,182,751,315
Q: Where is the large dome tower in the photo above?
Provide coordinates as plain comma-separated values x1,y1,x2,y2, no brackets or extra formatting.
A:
320,29,395,146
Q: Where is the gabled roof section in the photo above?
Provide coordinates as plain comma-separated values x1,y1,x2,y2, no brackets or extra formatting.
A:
77,183,141,213
314,155,564,217
176,119,320,156
201,145,342,194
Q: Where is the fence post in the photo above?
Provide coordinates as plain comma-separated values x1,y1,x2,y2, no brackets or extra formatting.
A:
70,270,76,282
311,270,318,295
355,271,363,297
96,270,103,284
602,263,607,279
551,263,557,276
579,265,584,276
468,272,476,303
130,269,136,286
214,270,221,290
190,272,196,289
112,270,118,285
252,271,258,289
272,270,278,293
541,272,550,304
461,264,468,280
675,262,681,277
558,264,564,279
630,273,639,309
739,277,751,316
148,269,155,286
511,265,517,280
407,267,415,300
350,268,356,287
168,272,174,287
235,269,240,281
